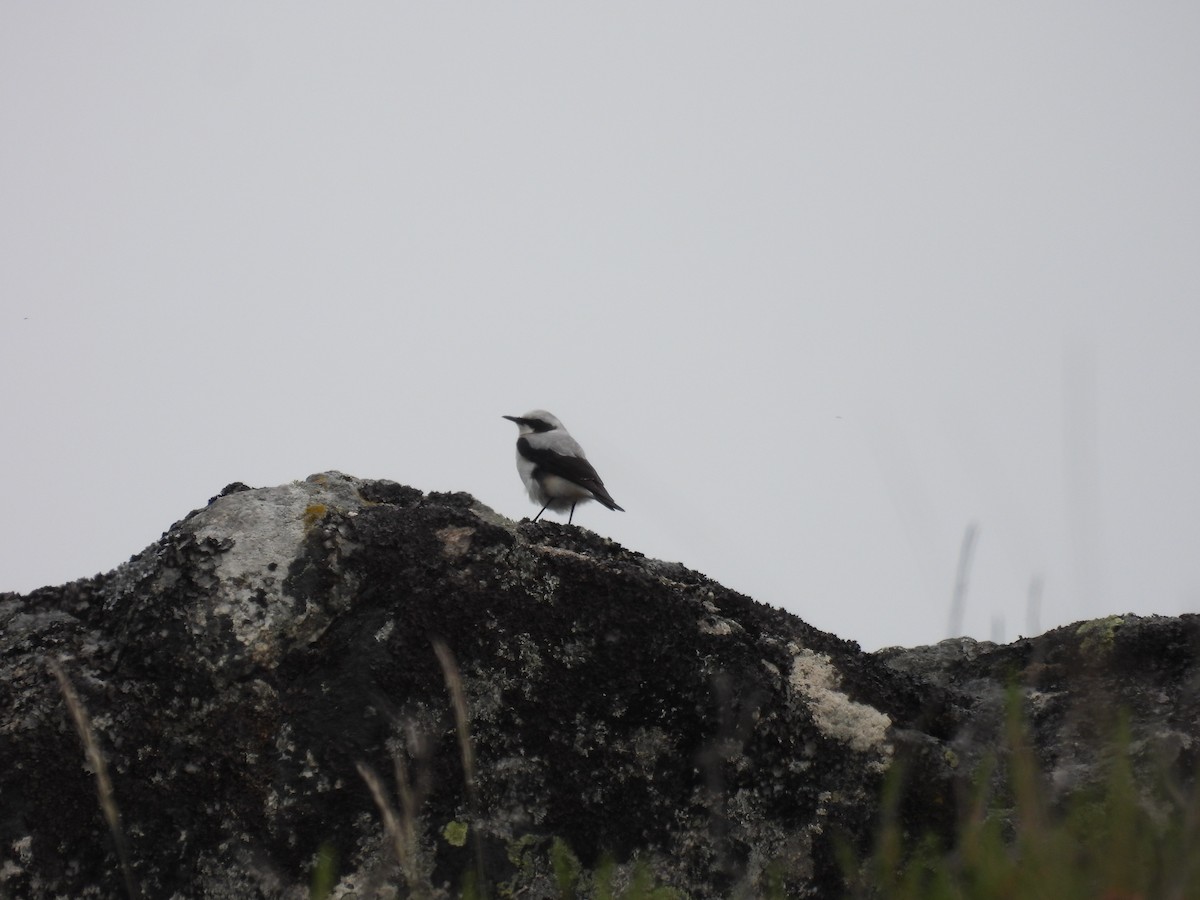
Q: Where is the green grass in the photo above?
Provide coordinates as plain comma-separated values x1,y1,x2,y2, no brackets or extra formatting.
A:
847,691,1200,900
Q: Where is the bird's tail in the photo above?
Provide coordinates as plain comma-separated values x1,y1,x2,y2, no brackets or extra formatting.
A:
592,489,624,512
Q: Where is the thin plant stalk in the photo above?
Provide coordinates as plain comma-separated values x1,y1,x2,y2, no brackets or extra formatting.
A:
49,658,139,900
433,639,487,896
356,760,427,899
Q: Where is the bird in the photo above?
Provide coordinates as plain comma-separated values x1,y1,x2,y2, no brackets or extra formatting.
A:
502,410,624,525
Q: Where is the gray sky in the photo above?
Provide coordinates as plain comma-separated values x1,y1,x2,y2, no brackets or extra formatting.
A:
3,4,1199,651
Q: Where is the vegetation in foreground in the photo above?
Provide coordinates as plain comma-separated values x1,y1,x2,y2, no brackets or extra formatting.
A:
845,692,1200,900
52,645,1200,900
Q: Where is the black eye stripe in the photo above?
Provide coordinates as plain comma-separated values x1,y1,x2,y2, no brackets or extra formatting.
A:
528,419,555,433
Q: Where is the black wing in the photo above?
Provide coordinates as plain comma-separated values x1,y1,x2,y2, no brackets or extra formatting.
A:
517,437,624,511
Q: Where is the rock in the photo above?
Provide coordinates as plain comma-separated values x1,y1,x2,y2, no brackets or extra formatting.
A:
1,472,1197,898
877,615,1200,806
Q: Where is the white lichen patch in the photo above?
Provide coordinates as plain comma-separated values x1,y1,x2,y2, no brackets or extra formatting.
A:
698,600,745,636
787,645,892,771
182,473,365,667
11,835,31,865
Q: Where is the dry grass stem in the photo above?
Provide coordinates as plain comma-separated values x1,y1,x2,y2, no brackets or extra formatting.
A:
432,639,486,894
356,760,426,898
433,639,476,797
49,657,139,900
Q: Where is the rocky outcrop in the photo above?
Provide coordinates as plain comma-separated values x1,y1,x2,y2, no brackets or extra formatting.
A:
1,473,1197,898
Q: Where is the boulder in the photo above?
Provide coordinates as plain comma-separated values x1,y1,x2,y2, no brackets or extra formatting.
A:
1,472,1196,898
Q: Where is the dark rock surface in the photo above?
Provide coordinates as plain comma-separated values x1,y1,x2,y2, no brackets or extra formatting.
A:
1,472,1197,898
878,615,1200,811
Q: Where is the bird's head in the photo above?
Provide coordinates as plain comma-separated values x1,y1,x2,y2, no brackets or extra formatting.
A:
502,410,563,434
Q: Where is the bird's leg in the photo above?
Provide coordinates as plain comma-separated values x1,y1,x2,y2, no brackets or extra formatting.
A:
568,502,576,525
534,504,549,523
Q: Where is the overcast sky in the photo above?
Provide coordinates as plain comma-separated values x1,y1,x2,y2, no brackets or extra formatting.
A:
3,4,1198,651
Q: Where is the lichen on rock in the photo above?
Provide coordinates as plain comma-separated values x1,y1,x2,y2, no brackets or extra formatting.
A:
1,473,1198,898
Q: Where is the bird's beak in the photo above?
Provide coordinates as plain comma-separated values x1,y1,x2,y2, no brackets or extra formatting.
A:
502,415,523,425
